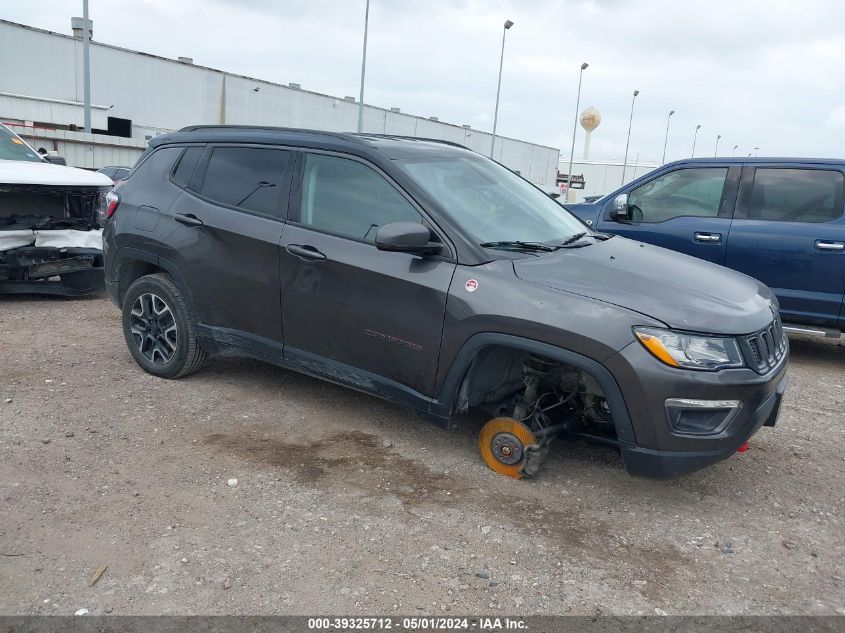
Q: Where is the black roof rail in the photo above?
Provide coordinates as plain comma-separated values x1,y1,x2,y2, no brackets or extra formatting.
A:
175,125,367,144
353,133,469,150
168,126,477,152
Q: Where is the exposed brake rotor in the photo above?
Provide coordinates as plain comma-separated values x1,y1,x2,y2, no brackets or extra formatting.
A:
478,417,537,479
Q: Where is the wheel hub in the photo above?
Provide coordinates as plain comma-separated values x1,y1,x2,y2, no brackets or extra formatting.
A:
491,432,523,465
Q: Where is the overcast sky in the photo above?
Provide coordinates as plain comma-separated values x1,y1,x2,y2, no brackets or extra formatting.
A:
5,0,845,163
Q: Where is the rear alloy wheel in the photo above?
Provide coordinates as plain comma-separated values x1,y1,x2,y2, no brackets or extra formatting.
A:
121,273,207,378
129,292,178,364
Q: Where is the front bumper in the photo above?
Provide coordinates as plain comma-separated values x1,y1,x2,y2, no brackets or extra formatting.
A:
1,244,105,296
605,339,789,479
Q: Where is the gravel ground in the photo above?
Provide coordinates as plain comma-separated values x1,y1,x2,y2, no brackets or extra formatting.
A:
1,294,843,616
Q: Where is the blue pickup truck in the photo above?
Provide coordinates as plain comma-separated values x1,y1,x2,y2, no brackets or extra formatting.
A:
565,157,845,336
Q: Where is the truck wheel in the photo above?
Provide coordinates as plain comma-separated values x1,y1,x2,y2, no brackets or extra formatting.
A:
121,273,207,379
478,417,536,479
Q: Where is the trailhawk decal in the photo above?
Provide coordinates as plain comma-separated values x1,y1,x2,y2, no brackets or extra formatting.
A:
363,329,423,352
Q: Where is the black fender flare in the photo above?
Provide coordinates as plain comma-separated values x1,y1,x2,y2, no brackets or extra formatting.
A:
431,333,635,444
112,246,194,309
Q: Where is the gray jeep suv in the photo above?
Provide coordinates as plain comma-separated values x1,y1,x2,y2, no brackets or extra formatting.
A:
103,126,788,479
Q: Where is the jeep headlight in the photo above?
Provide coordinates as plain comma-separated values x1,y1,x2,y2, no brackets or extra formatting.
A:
634,327,744,371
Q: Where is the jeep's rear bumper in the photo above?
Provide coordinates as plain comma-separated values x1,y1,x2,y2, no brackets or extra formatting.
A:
605,340,789,479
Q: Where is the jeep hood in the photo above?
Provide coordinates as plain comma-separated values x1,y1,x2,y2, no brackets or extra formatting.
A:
0,159,112,187
513,237,775,335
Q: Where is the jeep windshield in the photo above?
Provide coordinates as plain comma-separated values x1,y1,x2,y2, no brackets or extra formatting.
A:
398,155,591,248
0,124,43,163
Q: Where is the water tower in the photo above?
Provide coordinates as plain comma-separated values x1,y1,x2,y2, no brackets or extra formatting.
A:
580,106,601,160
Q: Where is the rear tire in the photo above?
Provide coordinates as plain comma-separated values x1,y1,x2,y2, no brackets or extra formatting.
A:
121,273,207,378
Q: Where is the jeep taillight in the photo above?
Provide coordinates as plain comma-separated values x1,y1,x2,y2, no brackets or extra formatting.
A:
105,191,120,219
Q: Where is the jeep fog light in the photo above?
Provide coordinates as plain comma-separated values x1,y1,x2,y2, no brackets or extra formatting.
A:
634,327,744,371
665,398,741,435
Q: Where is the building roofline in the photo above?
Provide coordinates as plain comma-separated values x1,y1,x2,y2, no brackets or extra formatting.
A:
0,18,560,153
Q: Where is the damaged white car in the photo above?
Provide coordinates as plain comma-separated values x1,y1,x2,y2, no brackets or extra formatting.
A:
0,123,113,296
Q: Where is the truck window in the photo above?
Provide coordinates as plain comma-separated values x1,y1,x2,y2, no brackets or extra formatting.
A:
739,168,844,223
627,168,728,223
0,124,42,162
298,154,421,242
193,146,290,216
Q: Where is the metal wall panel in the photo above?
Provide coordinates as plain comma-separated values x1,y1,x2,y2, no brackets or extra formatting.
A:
0,20,559,188
0,93,109,129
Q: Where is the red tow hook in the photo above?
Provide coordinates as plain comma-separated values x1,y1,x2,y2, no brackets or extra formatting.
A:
737,442,749,453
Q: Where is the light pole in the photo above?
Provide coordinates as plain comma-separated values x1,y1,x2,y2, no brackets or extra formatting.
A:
621,89,639,185
754,146,759,157
82,0,91,133
565,62,588,201
691,124,701,157
714,134,721,156
356,0,370,133
732,144,739,156
490,19,514,158
661,109,674,164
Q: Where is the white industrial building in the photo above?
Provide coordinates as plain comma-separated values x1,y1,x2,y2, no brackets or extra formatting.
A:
0,19,560,189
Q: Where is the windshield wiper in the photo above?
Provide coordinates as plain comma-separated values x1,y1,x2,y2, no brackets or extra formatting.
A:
480,240,559,253
560,231,588,246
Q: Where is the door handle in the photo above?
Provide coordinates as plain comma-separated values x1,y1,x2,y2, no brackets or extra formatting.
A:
815,240,845,251
286,244,326,261
173,213,204,227
694,232,721,243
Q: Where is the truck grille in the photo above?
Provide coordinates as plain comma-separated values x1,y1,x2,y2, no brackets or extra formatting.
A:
740,316,787,373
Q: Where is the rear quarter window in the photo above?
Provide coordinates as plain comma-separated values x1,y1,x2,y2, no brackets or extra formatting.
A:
129,146,183,183
171,146,204,188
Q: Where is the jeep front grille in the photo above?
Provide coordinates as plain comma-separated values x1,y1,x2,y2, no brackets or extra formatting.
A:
740,316,787,373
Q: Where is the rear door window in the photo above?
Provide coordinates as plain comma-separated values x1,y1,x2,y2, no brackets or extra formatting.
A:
738,168,844,223
193,146,291,217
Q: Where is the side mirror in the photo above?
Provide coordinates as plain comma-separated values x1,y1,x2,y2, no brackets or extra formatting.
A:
43,155,67,166
375,221,441,255
609,193,631,221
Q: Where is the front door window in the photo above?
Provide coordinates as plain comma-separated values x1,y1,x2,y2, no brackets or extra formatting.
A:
628,168,728,223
